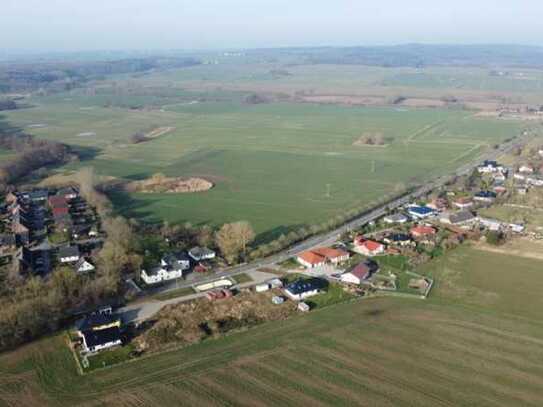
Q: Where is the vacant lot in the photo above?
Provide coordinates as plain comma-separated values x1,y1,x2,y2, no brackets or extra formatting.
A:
1,247,543,406
3,86,522,241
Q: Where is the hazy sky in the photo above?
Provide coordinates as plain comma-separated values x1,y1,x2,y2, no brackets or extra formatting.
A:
2,0,543,50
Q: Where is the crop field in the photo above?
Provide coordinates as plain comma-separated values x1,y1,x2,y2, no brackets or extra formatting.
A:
1,246,543,406
2,77,523,240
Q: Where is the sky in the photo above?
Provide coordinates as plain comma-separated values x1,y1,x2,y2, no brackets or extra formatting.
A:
2,0,543,51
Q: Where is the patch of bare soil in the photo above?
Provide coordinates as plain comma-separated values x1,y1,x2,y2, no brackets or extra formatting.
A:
145,127,175,139
474,239,543,261
135,291,296,352
353,132,389,147
126,174,213,194
399,98,446,108
300,95,387,106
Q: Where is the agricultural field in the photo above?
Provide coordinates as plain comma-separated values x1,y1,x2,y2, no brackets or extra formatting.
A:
1,67,525,241
1,246,543,406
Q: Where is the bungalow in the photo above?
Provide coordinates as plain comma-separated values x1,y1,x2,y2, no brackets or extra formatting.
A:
75,257,95,273
478,217,502,231
58,245,80,263
297,247,350,268
284,278,326,301
56,186,78,201
161,251,191,271
410,225,437,239
340,260,379,285
188,246,216,261
440,210,477,226
383,213,408,224
353,236,385,256
453,197,473,209
426,198,448,211
383,233,413,247
527,176,543,187
477,160,504,174
473,191,497,203
28,189,48,203
77,312,122,353
407,205,435,219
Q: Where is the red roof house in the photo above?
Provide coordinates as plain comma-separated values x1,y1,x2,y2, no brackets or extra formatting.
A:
296,247,350,268
410,226,437,238
354,236,385,256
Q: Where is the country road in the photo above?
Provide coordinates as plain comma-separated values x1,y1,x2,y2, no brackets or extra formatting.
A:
118,134,530,323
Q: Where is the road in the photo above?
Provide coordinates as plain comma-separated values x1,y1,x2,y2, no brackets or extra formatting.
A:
119,134,528,323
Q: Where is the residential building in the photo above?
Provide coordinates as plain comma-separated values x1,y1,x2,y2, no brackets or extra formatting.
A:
56,186,78,200
75,257,95,273
340,260,379,285
188,246,216,261
383,233,413,246
519,165,534,174
407,205,435,219
477,160,504,174
161,251,191,271
478,217,502,231
284,278,326,301
473,191,497,203
410,225,437,239
383,213,408,224
58,245,80,263
77,311,122,353
453,197,473,209
440,210,477,226
353,236,385,256
297,247,349,268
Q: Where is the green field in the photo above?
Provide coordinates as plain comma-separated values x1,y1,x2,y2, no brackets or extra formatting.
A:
1,245,543,406
2,77,522,240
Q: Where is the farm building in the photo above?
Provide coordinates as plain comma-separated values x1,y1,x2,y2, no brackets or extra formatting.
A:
353,236,385,256
284,278,326,301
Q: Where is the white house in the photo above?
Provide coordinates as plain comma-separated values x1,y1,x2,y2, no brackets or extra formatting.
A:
75,257,95,273
453,198,473,209
161,252,191,271
188,247,216,261
519,165,534,174
514,173,526,181
141,265,184,285
478,217,502,231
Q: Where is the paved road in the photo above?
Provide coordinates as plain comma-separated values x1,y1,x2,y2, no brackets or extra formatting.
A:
119,134,529,322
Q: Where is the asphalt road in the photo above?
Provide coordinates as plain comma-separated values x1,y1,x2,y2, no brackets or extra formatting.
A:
120,134,527,322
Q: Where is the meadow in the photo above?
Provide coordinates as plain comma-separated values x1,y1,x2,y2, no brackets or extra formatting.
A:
1,246,543,406
2,73,523,240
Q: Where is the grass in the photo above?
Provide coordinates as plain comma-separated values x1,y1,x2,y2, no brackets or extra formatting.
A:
2,243,543,404
2,69,524,242
306,283,356,309
152,286,195,301
84,344,135,372
232,272,252,284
